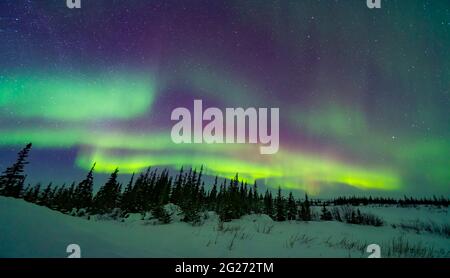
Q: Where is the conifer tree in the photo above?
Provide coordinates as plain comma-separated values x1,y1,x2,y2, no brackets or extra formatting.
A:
92,168,120,214
320,204,333,221
23,184,34,202
218,200,234,222
208,176,218,209
170,167,184,205
52,186,66,210
152,204,172,224
196,165,203,188
64,182,76,211
299,193,312,221
252,181,261,213
48,185,59,209
198,181,206,208
38,183,53,207
275,187,286,221
120,173,135,213
156,170,171,205
263,190,274,219
31,183,41,204
74,163,96,209
182,198,201,224
0,143,32,198
216,179,227,212
134,168,151,212
287,192,297,220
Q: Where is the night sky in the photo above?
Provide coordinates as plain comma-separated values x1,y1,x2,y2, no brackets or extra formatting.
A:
0,0,449,197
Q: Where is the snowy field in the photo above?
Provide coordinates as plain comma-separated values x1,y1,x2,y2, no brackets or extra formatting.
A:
0,196,448,258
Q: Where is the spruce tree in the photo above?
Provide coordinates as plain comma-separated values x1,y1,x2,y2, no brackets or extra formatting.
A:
0,143,32,198
74,163,96,209
92,168,120,214
275,187,286,221
299,193,312,221
38,183,53,207
152,204,172,224
48,185,59,209
23,184,34,202
160,173,171,205
198,181,206,209
31,183,41,204
229,173,241,219
216,179,227,213
133,168,151,212
65,182,75,211
287,192,297,220
120,173,135,213
182,199,201,224
320,204,333,221
170,167,184,205
52,186,66,211
208,176,218,209
252,181,261,213
263,190,274,219
218,201,233,222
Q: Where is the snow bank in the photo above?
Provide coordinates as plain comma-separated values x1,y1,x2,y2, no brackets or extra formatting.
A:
0,197,448,258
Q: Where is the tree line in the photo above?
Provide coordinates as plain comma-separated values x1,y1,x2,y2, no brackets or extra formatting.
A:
0,143,313,224
332,195,449,207
0,144,448,226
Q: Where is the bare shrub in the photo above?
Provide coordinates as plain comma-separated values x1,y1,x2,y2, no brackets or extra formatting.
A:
333,206,383,226
393,220,450,238
384,236,436,258
285,233,315,248
255,223,274,234
228,232,238,250
216,221,242,233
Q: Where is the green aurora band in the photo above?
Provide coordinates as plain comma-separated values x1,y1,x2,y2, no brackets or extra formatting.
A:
0,1,448,196
0,67,448,196
0,72,156,121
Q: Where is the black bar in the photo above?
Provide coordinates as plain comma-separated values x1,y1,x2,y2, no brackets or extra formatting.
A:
0,259,449,276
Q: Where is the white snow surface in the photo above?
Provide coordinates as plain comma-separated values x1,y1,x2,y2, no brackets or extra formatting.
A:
0,197,448,258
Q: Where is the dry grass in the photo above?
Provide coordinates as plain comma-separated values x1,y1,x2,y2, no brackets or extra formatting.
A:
285,233,316,248
392,219,450,238
254,223,275,234
383,236,437,258
323,235,444,258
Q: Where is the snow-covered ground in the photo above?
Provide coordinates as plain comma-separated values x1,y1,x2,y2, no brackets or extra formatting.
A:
0,196,448,258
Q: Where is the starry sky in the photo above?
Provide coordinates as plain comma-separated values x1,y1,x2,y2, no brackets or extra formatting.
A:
0,0,449,197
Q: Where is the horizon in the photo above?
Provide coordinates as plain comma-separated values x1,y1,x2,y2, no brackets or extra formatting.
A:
1,142,448,200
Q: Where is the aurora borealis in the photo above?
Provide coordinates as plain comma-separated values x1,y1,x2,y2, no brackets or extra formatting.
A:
0,0,449,196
